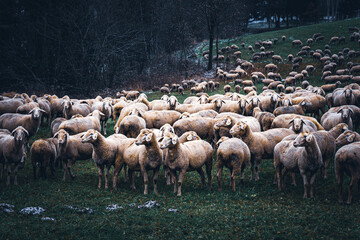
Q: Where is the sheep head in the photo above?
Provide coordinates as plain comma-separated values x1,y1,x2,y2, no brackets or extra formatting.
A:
179,112,191,119
11,126,29,147
54,129,69,146
229,121,248,137
159,124,174,137
343,89,353,100
135,129,154,146
216,136,230,147
168,96,178,109
212,98,225,112
337,108,353,123
159,132,178,149
198,95,209,104
88,110,105,120
29,107,46,120
289,117,306,133
293,132,313,147
81,129,99,143
335,130,356,148
214,116,233,130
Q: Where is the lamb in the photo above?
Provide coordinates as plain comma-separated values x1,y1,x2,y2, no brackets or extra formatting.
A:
53,129,93,181
229,120,294,180
321,107,354,130
30,138,59,179
274,132,322,198
252,107,275,131
335,130,360,148
216,137,250,192
335,142,360,204
120,129,163,194
91,100,112,135
0,126,28,185
81,129,131,189
0,107,46,137
159,132,213,196
62,100,91,119
114,109,146,137
58,110,104,135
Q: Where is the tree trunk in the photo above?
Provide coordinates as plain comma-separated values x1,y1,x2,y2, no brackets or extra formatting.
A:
208,32,214,70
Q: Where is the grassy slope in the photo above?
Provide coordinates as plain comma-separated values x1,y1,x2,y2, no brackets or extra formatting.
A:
1,18,360,239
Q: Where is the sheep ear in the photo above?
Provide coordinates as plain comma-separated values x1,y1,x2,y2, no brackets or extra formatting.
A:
221,99,226,104
349,109,354,116
39,109,46,113
187,134,193,141
146,133,153,142
92,132,98,140
171,136,178,145
158,137,164,142
337,108,343,114
99,112,105,116
226,118,232,126
288,119,294,126
28,108,34,114
301,119,306,125
53,132,59,139
346,133,355,142
306,134,313,142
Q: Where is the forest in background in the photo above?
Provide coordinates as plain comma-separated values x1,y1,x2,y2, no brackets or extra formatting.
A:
0,0,359,97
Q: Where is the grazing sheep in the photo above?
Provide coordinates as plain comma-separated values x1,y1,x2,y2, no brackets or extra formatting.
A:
335,142,360,204
0,107,45,137
159,132,213,196
0,126,28,185
216,137,250,192
274,132,322,198
230,121,294,180
30,138,59,179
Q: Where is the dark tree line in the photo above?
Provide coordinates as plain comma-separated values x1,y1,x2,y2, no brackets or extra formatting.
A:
0,0,358,95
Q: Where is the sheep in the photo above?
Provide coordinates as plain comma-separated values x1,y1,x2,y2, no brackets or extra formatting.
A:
244,86,257,94
272,55,283,62
321,81,341,92
253,107,275,131
35,97,51,125
224,85,231,93
180,110,218,119
272,112,323,128
81,129,130,189
117,129,163,195
175,98,224,114
53,129,93,181
112,98,130,122
335,130,360,148
122,90,140,100
274,132,322,198
159,132,213,196
321,107,354,130
114,109,146,137
62,100,91,119
218,99,246,115
91,100,112,135
136,110,181,129
265,63,277,72
116,103,149,125
173,117,216,144
216,137,250,192
50,117,67,136
0,107,45,137
16,102,39,114
30,138,59,179
335,142,360,204
0,99,24,115
273,104,306,116
0,126,28,185
350,65,360,74
178,131,201,143
259,93,280,112
58,110,104,135
229,120,294,180
292,40,303,47
149,96,178,110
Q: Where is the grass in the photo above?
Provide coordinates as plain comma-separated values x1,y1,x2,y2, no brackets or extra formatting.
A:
1,18,360,239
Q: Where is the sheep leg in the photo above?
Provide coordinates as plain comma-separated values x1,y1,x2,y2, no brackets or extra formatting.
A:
129,170,136,190
42,164,47,179
196,168,205,188
97,165,104,189
205,159,212,190
6,163,11,185
141,167,149,195
300,171,309,198
281,168,287,190
337,169,344,205
67,160,76,179
254,158,261,181
62,160,68,181
177,169,187,197
153,168,160,195
240,163,246,185
104,165,110,189
275,165,282,190
231,167,241,192
250,159,255,180
170,170,178,193
33,163,37,180
217,165,223,191
164,166,172,185
309,172,316,198
291,172,297,186
123,164,128,182
112,160,124,190
13,163,21,185
347,176,357,205
102,120,107,136
50,160,55,177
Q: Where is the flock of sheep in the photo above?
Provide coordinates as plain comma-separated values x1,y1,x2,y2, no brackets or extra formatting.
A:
0,26,360,205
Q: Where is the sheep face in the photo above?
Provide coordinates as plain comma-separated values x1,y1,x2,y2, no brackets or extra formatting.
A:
179,112,191,119
289,117,306,133
11,126,29,147
338,108,353,123
229,121,247,137
129,108,142,117
168,96,178,109
343,89,353,100
81,130,99,143
212,98,225,112
184,131,200,142
159,133,178,149
214,116,232,129
29,107,45,120
293,132,313,147
335,131,356,148
135,129,154,146
53,129,69,146
198,95,208,104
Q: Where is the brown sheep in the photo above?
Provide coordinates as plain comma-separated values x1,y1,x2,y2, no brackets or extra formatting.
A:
253,107,275,131
0,99,24,115
175,98,225,114
321,81,341,92
137,110,181,129
114,109,146,138
335,130,360,148
292,40,303,47
230,121,294,180
173,117,216,144
159,132,213,196
216,137,250,192
62,100,91,119
273,104,306,117
50,117,67,136
30,138,59,179
321,107,354,130
271,114,324,130
224,85,231,93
